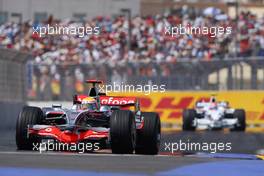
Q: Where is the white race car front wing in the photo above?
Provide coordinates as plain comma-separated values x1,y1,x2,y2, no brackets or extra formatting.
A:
194,118,238,130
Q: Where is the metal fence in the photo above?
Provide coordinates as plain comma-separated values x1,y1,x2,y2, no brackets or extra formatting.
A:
28,57,264,101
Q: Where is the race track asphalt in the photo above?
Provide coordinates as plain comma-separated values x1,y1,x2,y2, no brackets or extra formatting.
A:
0,130,263,175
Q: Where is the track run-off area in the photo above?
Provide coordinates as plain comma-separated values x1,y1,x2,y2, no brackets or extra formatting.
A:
0,130,263,176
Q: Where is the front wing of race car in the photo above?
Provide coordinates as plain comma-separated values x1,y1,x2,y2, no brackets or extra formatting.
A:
194,118,238,130
28,125,109,143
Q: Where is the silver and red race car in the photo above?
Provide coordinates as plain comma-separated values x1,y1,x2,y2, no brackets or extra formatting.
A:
16,80,161,154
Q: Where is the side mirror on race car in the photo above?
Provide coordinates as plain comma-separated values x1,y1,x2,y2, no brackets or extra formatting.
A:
86,79,104,97
110,106,120,111
98,92,106,96
52,104,62,108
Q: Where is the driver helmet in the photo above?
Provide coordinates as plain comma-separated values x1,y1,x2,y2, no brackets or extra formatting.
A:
210,96,216,103
81,97,97,110
208,96,218,109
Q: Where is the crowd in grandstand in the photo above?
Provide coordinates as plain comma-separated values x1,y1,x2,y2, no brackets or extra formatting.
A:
0,7,264,66
1,6,263,100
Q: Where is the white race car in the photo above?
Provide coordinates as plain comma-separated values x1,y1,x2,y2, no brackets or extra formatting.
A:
182,96,246,131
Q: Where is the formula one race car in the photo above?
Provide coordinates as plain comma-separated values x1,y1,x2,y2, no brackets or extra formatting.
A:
182,96,246,131
16,80,161,155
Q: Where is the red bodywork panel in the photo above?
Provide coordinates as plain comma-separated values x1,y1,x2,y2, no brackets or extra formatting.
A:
75,95,137,106
100,96,137,106
28,127,108,143
74,95,138,107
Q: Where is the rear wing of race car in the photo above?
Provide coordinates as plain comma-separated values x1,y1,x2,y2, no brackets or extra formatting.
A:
72,79,105,104
75,80,139,110
86,79,103,87
86,79,103,84
86,79,106,96
100,96,140,111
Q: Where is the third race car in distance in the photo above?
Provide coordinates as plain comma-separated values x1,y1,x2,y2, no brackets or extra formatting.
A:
182,96,246,131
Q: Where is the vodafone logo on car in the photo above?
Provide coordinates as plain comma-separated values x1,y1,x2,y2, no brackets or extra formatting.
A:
100,97,135,105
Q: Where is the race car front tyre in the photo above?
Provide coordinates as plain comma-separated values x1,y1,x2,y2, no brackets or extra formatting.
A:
110,110,136,154
135,112,161,155
16,106,44,150
232,109,246,131
182,109,196,131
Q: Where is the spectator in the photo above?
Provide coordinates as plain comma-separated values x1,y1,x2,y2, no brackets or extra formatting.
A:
0,9,263,64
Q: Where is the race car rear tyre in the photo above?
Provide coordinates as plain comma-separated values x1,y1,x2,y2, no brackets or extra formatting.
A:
110,110,136,154
16,106,44,150
182,109,196,131
232,109,246,131
135,112,161,155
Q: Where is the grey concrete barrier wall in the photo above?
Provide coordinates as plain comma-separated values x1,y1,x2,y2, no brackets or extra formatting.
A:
0,49,32,131
0,49,31,103
0,102,25,131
